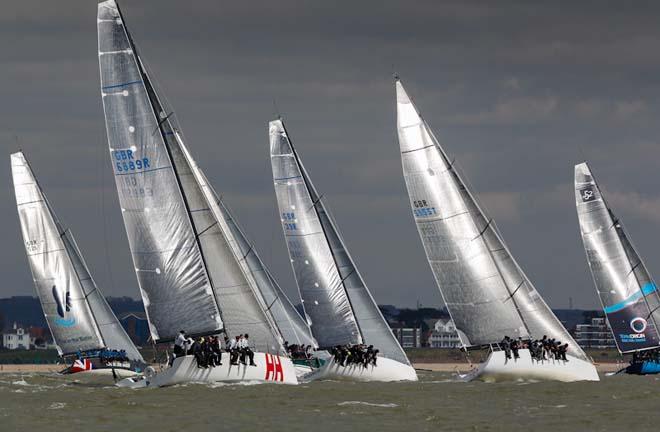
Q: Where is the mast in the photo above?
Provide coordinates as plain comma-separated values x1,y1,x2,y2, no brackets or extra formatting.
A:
98,0,223,342
99,1,285,351
270,119,410,364
281,120,364,342
575,162,660,353
114,2,224,328
11,152,143,362
396,78,586,359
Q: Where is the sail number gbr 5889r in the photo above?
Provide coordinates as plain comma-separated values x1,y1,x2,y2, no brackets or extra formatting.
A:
412,199,437,217
113,149,151,173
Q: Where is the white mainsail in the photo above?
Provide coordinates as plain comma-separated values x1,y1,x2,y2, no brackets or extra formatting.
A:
270,119,410,365
98,0,284,352
396,79,586,360
11,152,143,362
575,162,660,353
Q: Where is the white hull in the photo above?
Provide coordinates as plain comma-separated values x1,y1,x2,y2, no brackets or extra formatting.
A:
302,356,418,382
117,353,298,388
461,349,599,382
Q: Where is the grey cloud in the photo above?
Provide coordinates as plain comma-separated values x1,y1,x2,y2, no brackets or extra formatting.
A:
2,0,660,310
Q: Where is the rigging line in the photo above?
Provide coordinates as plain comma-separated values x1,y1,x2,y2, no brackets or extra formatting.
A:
307,194,324,212
241,245,254,261
646,305,660,321
264,296,279,313
627,261,642,278
503,280,525,304
195,221,219,238
471,218,493,241
152,112,174,136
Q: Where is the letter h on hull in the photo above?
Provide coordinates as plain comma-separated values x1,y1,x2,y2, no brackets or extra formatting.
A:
264,353,284,382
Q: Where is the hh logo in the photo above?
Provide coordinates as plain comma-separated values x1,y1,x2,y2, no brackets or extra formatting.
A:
264,353,284,382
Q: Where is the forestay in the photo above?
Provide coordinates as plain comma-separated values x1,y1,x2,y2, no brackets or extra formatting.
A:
575,162,660,353
396,79,586,359
270,119,410,365
11,152,143,362
98,0,283,352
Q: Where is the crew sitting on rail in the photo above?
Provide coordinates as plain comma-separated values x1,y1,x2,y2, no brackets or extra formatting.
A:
76,348,129,363
229,335,240,365
284,342,314,360
330,344,379,368
633,349,660,363
238,334,257,367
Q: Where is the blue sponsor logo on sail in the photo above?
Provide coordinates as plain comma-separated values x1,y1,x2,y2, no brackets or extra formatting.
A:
603,282,657,314
52,285,76,327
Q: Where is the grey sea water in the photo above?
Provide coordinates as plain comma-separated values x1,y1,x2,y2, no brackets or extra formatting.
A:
1,371,658,431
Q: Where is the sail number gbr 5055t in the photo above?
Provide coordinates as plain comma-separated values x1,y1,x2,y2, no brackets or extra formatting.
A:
412,199,437,217
112,149,150,173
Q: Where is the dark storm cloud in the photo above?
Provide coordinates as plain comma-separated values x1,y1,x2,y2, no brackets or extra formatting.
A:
2,0,660,309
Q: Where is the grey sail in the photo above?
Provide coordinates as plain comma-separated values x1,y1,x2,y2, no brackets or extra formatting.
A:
270,119,410,365
176,132,306,350
99,0,284,352
199,174,318,348
98,0,222,342
575,162,660,353
11,152,143,362
396,79,586,359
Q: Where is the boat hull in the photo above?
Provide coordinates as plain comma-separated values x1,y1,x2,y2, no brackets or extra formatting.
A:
116,353,298,388
462,349,599,382
301,356,418,382
625,360,660,375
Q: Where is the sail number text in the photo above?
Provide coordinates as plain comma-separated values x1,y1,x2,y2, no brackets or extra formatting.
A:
113,149,151,173
413,199,437,217
282,212,298,230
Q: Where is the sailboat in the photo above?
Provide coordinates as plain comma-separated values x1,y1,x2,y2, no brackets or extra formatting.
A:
575,162,660,375
269,118,417,382
97,0,297,387
395,78,599,382
11,151,144,378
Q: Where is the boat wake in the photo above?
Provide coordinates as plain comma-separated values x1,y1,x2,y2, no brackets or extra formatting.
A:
337,401,398,408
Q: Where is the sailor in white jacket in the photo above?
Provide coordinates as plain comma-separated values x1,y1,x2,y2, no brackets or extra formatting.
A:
239,333,256,366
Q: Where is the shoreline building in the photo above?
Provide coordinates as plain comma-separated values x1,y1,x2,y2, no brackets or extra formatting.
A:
2,323,34,350
575,317,616,349
427,318,461,349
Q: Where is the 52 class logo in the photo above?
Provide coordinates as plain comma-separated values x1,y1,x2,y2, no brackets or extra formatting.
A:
52,285,76,327
580,187,595,202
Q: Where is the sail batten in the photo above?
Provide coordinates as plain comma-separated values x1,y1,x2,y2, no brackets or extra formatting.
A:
270,119,410,365
575,162,660,353
11,152,143,362
396,80,586,359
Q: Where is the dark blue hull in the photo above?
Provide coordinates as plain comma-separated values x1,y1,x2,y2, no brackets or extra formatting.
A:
625,360,660,375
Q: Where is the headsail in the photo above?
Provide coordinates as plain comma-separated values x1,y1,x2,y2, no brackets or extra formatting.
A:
11,152,143,362
178,132,316,349
575,162,660,353
98,0,284,351
396,79,586,359
270,119,410,365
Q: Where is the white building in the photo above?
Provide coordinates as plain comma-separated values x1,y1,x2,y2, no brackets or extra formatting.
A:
2,323,33,350
428,318,461,349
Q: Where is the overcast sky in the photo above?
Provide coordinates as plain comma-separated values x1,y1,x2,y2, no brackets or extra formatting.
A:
1,1,660,309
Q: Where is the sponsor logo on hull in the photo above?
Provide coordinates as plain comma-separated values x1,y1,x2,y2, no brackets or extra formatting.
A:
264,353,284,382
